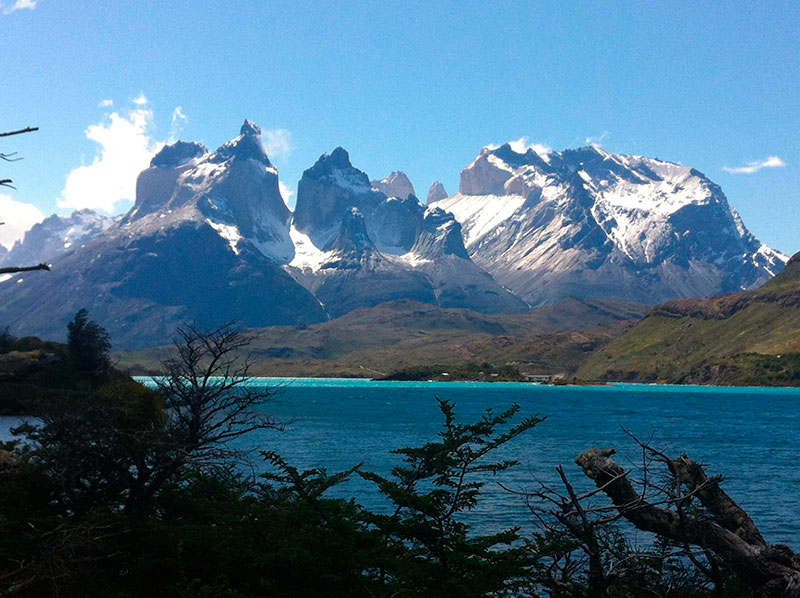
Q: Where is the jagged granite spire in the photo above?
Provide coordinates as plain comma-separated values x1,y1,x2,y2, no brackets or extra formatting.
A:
327,207,374,254
371,171,415,199
211,119,273,165
131,119,293,260
426,181,448,204
293,147,378,248
409,207,470,260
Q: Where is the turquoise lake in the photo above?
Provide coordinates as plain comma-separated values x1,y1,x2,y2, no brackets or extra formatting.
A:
9,378,799,548
140,378,800,549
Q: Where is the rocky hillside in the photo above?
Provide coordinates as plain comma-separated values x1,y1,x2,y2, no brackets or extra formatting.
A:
577,252,800,385
432,144,786,305
118,297,647,377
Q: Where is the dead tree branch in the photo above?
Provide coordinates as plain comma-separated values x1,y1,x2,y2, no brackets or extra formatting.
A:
576,447,800,597
0,263,50,274
0,127,39,138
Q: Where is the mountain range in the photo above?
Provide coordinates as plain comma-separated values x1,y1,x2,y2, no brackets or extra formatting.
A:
0,120,787,348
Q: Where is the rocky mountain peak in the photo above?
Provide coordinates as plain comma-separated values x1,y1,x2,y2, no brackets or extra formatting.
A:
303,147,370,189
150,141,208,169
440,143,788,305
491,143,549,169
328,208,372,253
0,209,117,268
371,171,415,199
426,181,448,204
410,207,470,260
240,119,261,136
211,119,273,166
293,148,377,248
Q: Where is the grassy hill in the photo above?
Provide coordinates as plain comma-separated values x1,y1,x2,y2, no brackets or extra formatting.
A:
118,298,646,378
577,253,800,386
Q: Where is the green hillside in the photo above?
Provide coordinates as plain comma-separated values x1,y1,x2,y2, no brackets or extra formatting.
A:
118,298,646,378
578,253,800,385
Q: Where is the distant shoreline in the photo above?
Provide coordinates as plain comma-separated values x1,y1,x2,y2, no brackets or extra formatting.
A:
132,376,800,392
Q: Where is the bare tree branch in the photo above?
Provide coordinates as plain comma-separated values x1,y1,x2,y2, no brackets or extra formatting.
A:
0,127,39,138
0,263,50,274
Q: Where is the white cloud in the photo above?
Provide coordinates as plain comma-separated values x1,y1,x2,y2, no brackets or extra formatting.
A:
0,194,44,249
487,137,551,156
169,106,188,141
2,0,37,14
278,181,293,207
722,155,786,174
262,128,293,160
98,99,113,108
585,131,609,146
58,106,163,213
132,93,148,106
508,137,551,156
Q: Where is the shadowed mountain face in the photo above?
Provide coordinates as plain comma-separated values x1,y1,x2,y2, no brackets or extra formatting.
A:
432,144,787,305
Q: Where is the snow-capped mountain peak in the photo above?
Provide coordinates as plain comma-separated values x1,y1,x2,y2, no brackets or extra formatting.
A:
0,209,118,268
211,119,274,167
436,143,787,304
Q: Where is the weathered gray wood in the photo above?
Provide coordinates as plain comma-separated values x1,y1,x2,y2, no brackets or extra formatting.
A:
576,448,800,597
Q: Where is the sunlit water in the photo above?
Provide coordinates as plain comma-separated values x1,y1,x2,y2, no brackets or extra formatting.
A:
6,379,800,549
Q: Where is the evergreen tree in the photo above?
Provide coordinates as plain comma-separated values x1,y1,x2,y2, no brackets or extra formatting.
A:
67,309,111,375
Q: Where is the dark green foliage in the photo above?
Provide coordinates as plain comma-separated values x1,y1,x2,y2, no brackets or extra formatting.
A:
0,327,16,352
67,308,112,376
358,399,544,597
378,361,524,381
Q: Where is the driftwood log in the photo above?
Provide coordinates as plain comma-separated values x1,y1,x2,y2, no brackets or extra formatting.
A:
576,448,800,597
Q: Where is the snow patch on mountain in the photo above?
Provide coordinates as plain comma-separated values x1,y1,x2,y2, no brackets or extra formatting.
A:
434,193,527,246
206,219,242,255
287,225,333,272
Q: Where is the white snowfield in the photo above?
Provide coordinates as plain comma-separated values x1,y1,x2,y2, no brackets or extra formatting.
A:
434,193,527,247
287,225,334,272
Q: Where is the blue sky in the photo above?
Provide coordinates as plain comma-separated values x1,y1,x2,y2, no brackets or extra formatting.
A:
1,1,798,253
